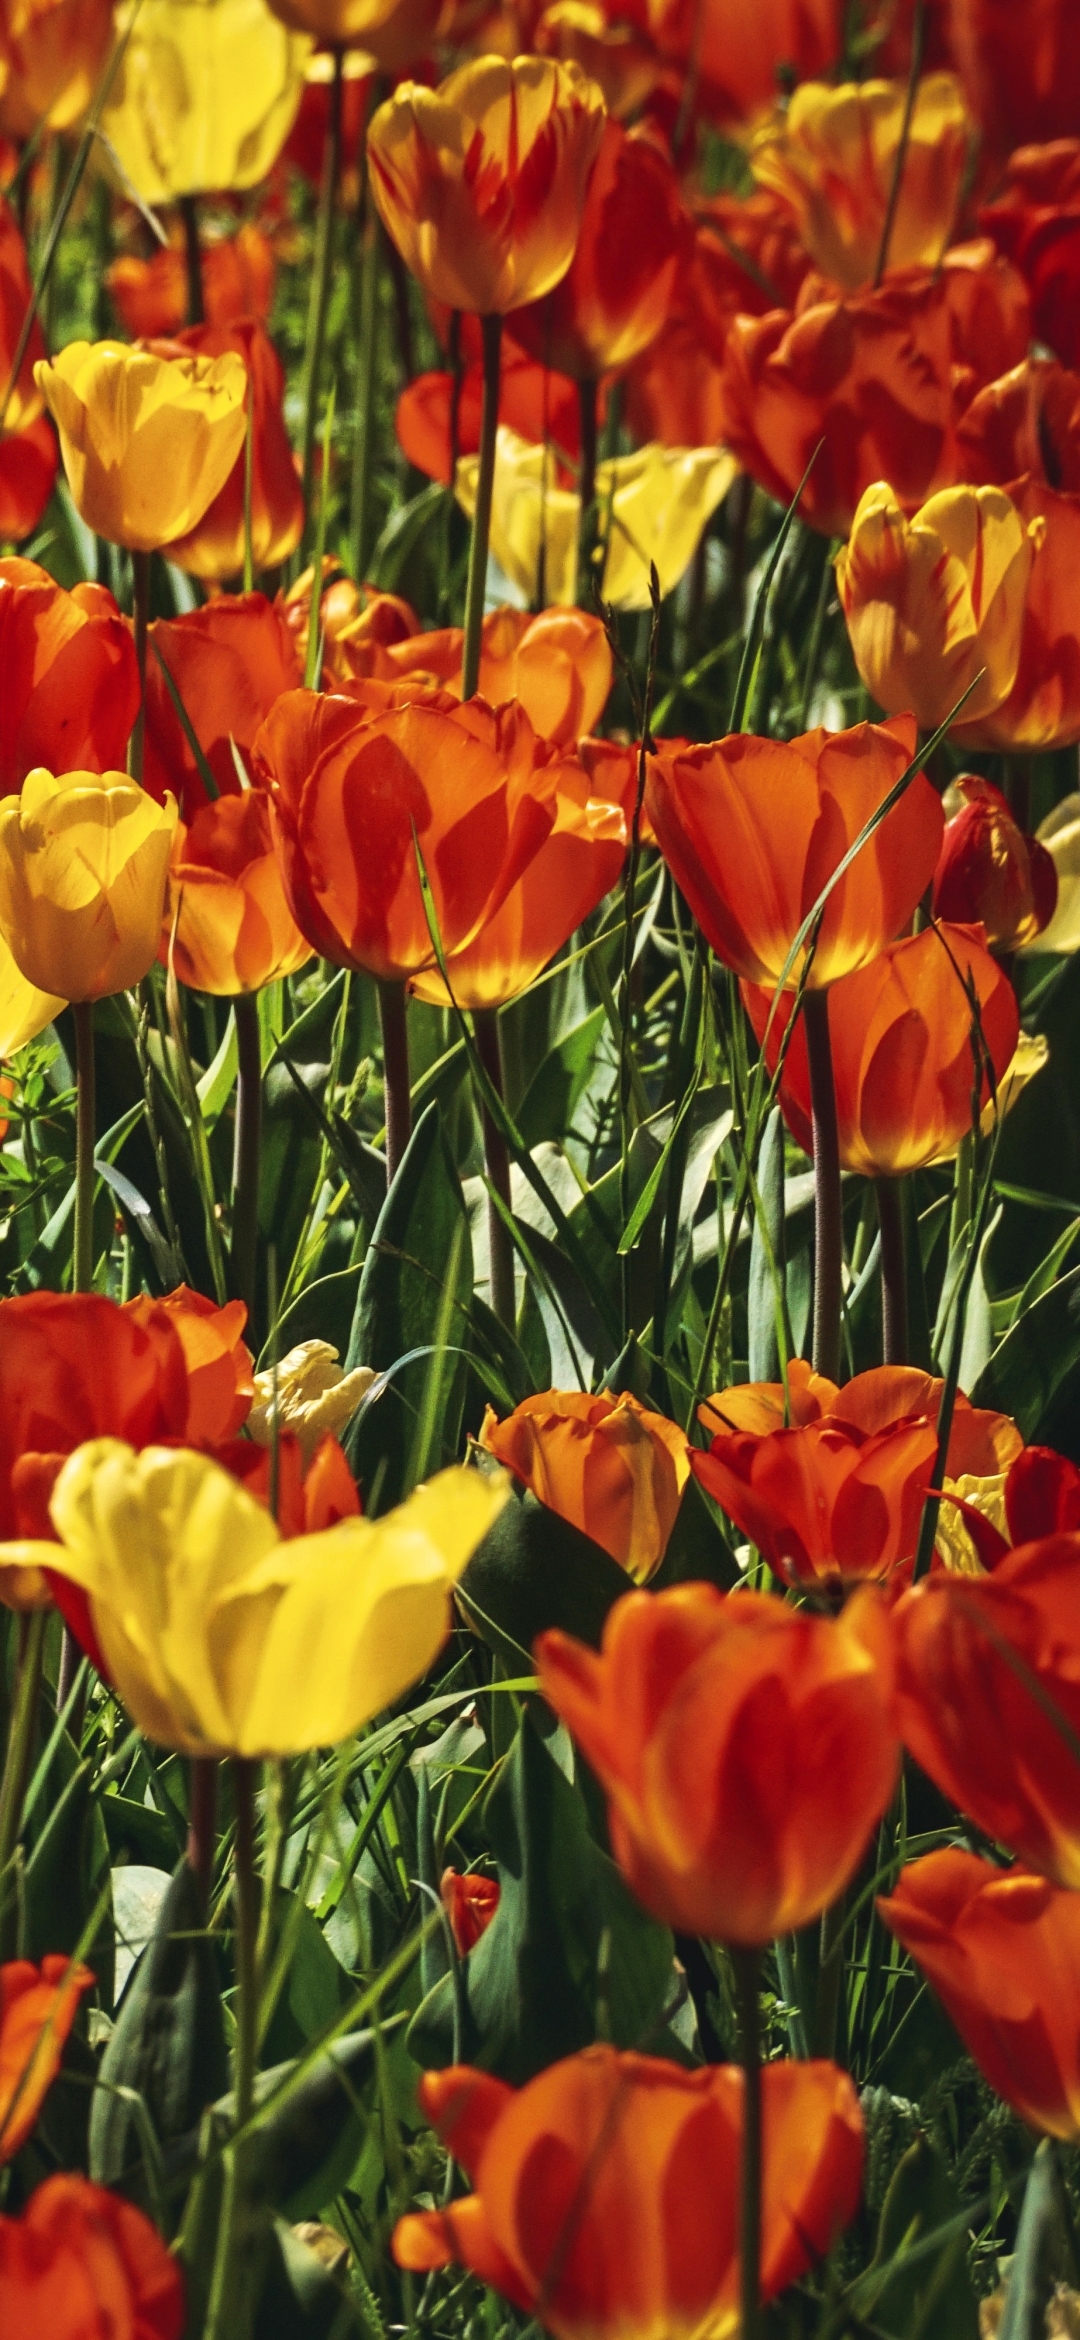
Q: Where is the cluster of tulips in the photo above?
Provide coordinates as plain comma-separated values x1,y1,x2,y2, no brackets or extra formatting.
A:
5,0,1080,2335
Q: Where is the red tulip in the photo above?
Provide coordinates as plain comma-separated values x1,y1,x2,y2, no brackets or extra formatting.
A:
142,591,302,815
0,2173,184,2337
0,558,139,795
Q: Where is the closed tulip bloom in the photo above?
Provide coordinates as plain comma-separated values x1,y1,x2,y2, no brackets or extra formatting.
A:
479,1390,690,1584
646,715,939,993
367,57,606,315
895,1535,1080,1885
0,1442,507,1758
0,768,176,1003
107,222,276,341
440,1869,500,1956
266,0,439,68
153,320,304,582
143,592,302,815
0,929,63,1056
508,120,690,379
394,2048,865,2332
878,1851,1080,2140
743,923,1021,1178
836,482,1040,735
0,560,140,795
246,1339,374,1466
536,1581,898,1945
162,789,314,997
0,0,113,135
99,0,310,204
0,1291,190,1547
933,778,1057,949
750,75,971,294
948,0,1080,164
0,1956,94,2162
957,358,1080,752
0,2173,184,2338
34,340,248,555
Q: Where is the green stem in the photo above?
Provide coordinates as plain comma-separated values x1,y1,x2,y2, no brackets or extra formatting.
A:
72,998,96,1294
204,1758,261,2340
378,979,412,1186
475,1008,515,1329
230,993,262,1319
732,1945,762,2340
300,45,344,551
128,548,150,784
0,1611,46,1960
179,192,204,325
804,988,842,1383
187,1757,218,1905
876,1175,908,1366
576,373,599,606
873,0,925,285
349,169,382,582
813,1891,847,2059
461,312,502,701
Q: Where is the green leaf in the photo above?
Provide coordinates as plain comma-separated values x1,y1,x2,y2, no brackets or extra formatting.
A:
267,1267,364,1369
1000,2142,1071,2340
869,2132,980,2340
748,1104,787,1382
90,1859,228,2208
516,1006,607,1149
970,1266,1080,1439
262,1893,355,2067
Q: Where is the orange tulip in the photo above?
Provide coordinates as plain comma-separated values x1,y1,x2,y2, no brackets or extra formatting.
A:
0,413,56,545
0,194,56,544
507,120,690,380
106,223,276,342
145,320,303,582
366,56,606,315
440,1869,500,1956
479,1389,690,1583
0,1956,93,2162
363,606,613,746
742,922,1021,1178
694,1360,1020,1586
645,714,940,992
396,350,582,486
947,0,1080,165
253,684,627,1008
895,1534,1080,1886
624,0,841,130
534,1,662,121
0,0,112,136
142,592,302,815
0,559,139,796
162,787,315,996
980,141,1080,372
0,2173,184,2337
266,0,440,69
957,357,1080,751
878,1850,1080,2140
394,2047,865,2333
126,1284,254,1445
750,73,971,294
536,1580,898,1944
933,778,1058,948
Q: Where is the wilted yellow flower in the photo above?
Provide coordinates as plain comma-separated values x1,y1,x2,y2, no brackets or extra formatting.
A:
0,1442,508,1756
34,340,248,553
750,74,972,292
455,427,738,608
1028,796,1080,955
99,0,311,203
936,1471,1009,1577
265,0,438,69
0,0,114,137
367,55,606,314
0,926,64,1055
0,769,177,1004
836,481,1041,734
247,1340,375,1466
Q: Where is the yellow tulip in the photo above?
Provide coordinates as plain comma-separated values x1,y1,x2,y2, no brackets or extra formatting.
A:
100,0,311,202
0,926,64,1055
1027,796,1080,954
455,427,738,609
34,340,248,553
835,481,1041,734
265,0,439,70
0,769,177,1003
750,74,972,292
0,1442,508,1757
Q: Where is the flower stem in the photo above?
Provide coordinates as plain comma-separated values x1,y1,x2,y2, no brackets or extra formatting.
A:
179,193,204,324
461,312,502,701
379,977,411,1186
72,997,96,1294
475,1008,514,1329
0,1610,46,1960
187,1757,218,1905
876,1176,908,1366
732,1945,762,2340
204,1758,261,2340
128,549,150,784
300,45,344,550
349,116,382,583
231,1758,259,2124
231,993,262,1318
804,987,842,1383
576,373,599,604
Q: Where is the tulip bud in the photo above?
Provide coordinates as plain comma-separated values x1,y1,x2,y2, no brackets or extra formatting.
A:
933,776,1057,949
750,74,972,293
439,1869,500,1956
0,769,177,1004
479,1389,690,1584
34,341,248,554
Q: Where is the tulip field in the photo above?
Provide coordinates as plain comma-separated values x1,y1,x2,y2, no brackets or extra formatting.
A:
10,0,1080,2334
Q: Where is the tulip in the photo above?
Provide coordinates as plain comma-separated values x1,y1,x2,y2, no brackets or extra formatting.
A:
980,141,1080,371
943,238,1033,410
534,0,662,120
957,357,1080,751
878,1850,1080,2139
752,73,971,292
0,1442,507,1758
743,923,1021,1178
0,2172,184,2337
125,1284,254,1445
0,928,63,1057
933,778,1058,949
162,789,314,997
253,684,627,1007
935,1442,1080,1578
479,1390,690,1584
636,0,840,129
836,482,1041,735
246,1338,374,1466
366,56,606,316
0,560,140,798
99,0,310,204
367,607,613,748
700,1362,1019,1464
106,223,276,345
623,198,811,449
536,1580,898,1945
280,564,420,686
0,768,176,1003
394,2047,865,2330
456,426,738,608
894,1534,1080,1885
34,341,248,555
440,1869,500,1956
947,0,1080,164
395,351,583,487
0,1956,93,2162
149,319,304,582
507,120,690,380
646,715,940,993
143,591,302,816
266,0,439,67
284,47,375,193
1029,793,1080,953
0,0,113,135
0,196,47,439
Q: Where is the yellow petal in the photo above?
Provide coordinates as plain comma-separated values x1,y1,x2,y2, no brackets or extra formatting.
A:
0,924,64,1055
247,1339,375,1466
0,768,177,1003
100,0,311,202
0,1545,58,1612
1029,795,1080,954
